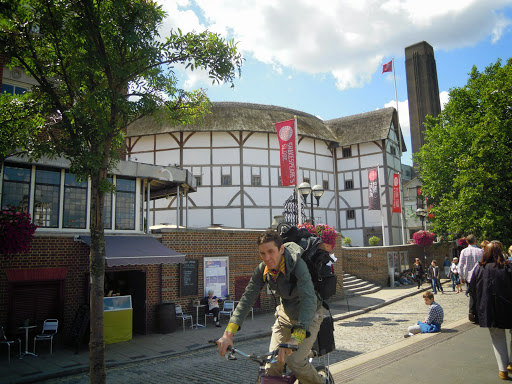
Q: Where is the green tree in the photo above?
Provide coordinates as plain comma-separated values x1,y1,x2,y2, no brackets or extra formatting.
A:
415,58,512,243
0,92,45,164
0,1,242,382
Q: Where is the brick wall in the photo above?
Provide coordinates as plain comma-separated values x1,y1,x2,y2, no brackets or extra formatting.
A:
0,229,344,339
341,242,454,287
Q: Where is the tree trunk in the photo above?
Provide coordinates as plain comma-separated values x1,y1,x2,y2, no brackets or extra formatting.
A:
89,170,107,383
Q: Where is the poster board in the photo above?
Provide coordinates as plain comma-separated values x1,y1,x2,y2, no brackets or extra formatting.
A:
204,257,229,298
180,260,198,297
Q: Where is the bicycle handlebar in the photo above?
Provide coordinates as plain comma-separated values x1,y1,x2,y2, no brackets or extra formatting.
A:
208,339,299,364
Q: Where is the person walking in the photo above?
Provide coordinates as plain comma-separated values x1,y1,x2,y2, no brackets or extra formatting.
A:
459,234,484,294
413,258,424,289
216,229,327,384
427,260,443,294
469,240,512,380
450,257,462,293
443,256,451,279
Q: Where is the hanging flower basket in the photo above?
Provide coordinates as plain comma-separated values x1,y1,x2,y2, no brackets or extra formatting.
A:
412,230,436,247
0,206,38,256
458,237,468,248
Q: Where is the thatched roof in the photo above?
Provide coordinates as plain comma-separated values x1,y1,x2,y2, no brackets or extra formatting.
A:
127,102,337,141
127,102,406,151
325,107,406,151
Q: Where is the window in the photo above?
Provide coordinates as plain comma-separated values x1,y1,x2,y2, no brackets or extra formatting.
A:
390,145,397,156
345,180,354,190
221,175,231,186
103,177,113,229
34,168,61,228
194,175,202,186
323,180,329,190
1,164,31,210
115,178,136,230
278,175,282,186
1,83,27,95
251,175,261,186
347,209,355,219
342,147,352,158
63,172,87,228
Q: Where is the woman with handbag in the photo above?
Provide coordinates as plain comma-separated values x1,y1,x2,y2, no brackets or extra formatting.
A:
469,240,512,380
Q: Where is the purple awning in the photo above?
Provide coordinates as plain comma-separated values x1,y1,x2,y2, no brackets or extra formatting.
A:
79,235,185,267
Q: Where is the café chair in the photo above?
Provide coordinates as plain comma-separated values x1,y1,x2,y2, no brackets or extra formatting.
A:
175,304,193,331
218,300,235,321
33,319,58,355
0,326,21,363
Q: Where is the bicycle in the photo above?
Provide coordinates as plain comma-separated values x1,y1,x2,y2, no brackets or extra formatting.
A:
209,340,334,384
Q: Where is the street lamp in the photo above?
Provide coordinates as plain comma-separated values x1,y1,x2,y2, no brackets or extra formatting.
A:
416,208,427,230
298,182,324,225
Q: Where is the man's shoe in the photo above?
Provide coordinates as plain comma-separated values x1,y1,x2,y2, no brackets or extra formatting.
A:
507,363,512,372
215,322,221,327
499,371,508,380
403,333,412,338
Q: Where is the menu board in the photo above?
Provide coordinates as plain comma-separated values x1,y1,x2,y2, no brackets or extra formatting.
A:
180,260,198,297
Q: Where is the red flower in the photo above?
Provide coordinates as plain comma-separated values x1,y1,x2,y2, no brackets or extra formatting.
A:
413,230,436,247
0,206,38,256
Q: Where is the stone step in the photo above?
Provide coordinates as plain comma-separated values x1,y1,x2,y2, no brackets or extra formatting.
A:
342,272,382,298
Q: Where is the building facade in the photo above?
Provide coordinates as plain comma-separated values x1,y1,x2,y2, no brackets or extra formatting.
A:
127,102,407,246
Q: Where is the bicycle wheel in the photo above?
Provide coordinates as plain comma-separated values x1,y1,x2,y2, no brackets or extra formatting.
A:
316,365,334,383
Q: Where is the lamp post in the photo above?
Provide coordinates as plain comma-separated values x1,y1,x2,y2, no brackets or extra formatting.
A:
298,182,324,225
416,208,427,230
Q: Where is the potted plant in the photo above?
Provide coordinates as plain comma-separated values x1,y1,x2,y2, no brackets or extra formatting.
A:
368,236,380,246
343,237,352,246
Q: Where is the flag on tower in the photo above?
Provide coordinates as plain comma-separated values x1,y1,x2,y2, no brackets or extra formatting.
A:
275,119,297,186
382,60,393,73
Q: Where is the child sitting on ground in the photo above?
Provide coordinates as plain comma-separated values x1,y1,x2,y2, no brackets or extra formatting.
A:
404,290,444,337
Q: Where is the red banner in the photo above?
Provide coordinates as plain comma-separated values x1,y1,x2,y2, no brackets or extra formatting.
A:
368,167,380,210
392,173,401,213
275,119,297,186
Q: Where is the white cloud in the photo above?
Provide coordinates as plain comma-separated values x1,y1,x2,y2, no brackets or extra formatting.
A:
440,91,450,110
157,1,511,91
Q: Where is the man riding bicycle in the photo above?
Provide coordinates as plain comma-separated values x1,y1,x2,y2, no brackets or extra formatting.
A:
217,229,329,384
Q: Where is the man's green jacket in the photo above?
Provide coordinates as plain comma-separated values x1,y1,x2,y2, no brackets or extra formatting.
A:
229,242,321,331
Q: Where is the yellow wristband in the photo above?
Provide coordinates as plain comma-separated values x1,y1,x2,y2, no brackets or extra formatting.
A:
225,322,239,335
291,328,306,344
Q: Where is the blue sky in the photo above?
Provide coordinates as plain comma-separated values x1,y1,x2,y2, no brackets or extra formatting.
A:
158,0,512,165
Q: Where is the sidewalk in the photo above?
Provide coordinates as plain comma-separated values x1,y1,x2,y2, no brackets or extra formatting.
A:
0,283,491,384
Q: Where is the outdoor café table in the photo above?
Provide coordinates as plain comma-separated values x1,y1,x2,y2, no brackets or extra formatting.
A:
18,325,37,358
192,303,206,328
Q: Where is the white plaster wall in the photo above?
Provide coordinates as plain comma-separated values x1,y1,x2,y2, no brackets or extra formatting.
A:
244,207,271,229
187,187,211,206
271,188,296,207
244,132,268,147
212,132,239,146
343,229,364,246
316,142,332,157
155,133,176,150
213,148,240,164
244,148,269,166
135,152,154,164
187,209,212,228
299,152,316,171
316,154,334,172
213,188,241,206
359,142,381,156
339,190,361,208
245,187,269,206
269,148,281,165
338,157,359,171
213,208,241,227
156,150,180,166
185,132,211,147
182,148,210,165
359,153,383,169
132,135,154,152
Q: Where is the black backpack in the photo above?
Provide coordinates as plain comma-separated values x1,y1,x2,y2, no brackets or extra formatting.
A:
277,223,337,306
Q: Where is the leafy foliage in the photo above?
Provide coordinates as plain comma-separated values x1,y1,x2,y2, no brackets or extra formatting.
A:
412,230,436,247
415,58,512,244
0,92,45,163
0,206,38,256
342,236,352,246
368,236,380,246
